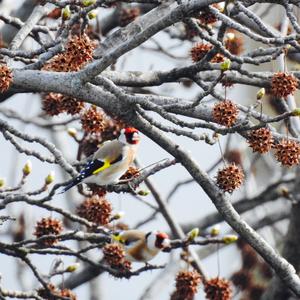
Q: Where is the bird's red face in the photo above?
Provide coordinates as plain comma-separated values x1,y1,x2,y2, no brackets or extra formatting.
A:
154,232,170,249
123,127,140,145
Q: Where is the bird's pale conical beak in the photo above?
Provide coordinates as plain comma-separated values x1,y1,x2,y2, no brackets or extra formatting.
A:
161,238,171,249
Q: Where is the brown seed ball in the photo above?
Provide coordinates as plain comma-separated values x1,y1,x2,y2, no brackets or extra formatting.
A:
248,285,265,300
43,34,95,72
34,217,63,246
58,289,77,300
0,64,13,93
271,72,298,99
119,7,140,27
224,150,243,166
241,245,259,269
37,283,57,299
171,270,201,300
77,196,112,226
247,128,273,154
61,96,85,115
190,43,212,62
204,277,232,300
66,34,95,68
120,166,140,180
224,30,244,55
81,106,106,134
231,270,252,290
212,100,238,127
103,243,132,272
259,262,273,279
216,164,244,193
198,7,218,25
42,93,65,116
274,139,300,167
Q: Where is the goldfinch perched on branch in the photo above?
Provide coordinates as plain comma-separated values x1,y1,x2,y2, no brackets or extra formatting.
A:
112,230,170,263
61,128,140,193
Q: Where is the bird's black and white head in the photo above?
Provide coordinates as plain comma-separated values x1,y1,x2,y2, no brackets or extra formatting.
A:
146,231,170,250
119,127,140,145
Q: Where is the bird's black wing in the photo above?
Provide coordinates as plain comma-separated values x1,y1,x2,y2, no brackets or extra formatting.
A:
60,159,105,193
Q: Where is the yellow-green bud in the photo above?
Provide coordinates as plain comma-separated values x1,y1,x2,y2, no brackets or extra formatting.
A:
23,160,32,176
223,235,238,244
88,11,97,19
137,190,150,196
220,59,231,71
113,211,125,220
0,178,5,188
62,6,71,20
67,128,77,138
292,108,300,116
187,228,199,241
210,225,220,237
82,0,96,6
66,263,80,272
256,88,265,100
45,171,55,185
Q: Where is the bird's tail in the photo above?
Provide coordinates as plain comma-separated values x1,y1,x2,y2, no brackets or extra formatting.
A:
58,176,83,194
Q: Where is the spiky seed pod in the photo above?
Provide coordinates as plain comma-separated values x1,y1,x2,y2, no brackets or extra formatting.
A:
211,53,225,63
58,289,77,300
61,96,85,115
190,43,212,62
248,285,265,300
171,270,201,300
100,118,125,141
77,196,112,226
37,283,57,299
236,238,247,250
34,217,63,246
259,262,273,279
198,4,221,25
120,166,140,180
231,271,252,290
204,277,232,300
221,78,234,88
87,184,107,197
81,106,106,134
0,64,13,93
43,34,95,72
212,100,238,127
242,245,259,269
38,284,77,300
103,243,132,271
224,150,242,166
224,31,244,55
184,23,199,40
42,93,65,116
274,139,300,167
81,133,103,157
190,43,224,63
271,72,298,99
65,34,95,68
119,7,140,27
216,164,244,193
247,128,273,154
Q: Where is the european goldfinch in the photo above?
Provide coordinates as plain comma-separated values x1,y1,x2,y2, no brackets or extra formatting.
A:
112,230,170,263
61,127,140,193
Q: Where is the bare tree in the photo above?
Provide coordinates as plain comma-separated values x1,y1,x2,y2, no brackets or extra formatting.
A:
0,0,300,299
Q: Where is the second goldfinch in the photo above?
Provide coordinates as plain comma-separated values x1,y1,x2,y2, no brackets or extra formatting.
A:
61,127,140,193
112,230,170,263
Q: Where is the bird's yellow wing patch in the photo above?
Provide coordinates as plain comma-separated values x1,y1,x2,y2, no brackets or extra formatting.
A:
92,159,111,175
